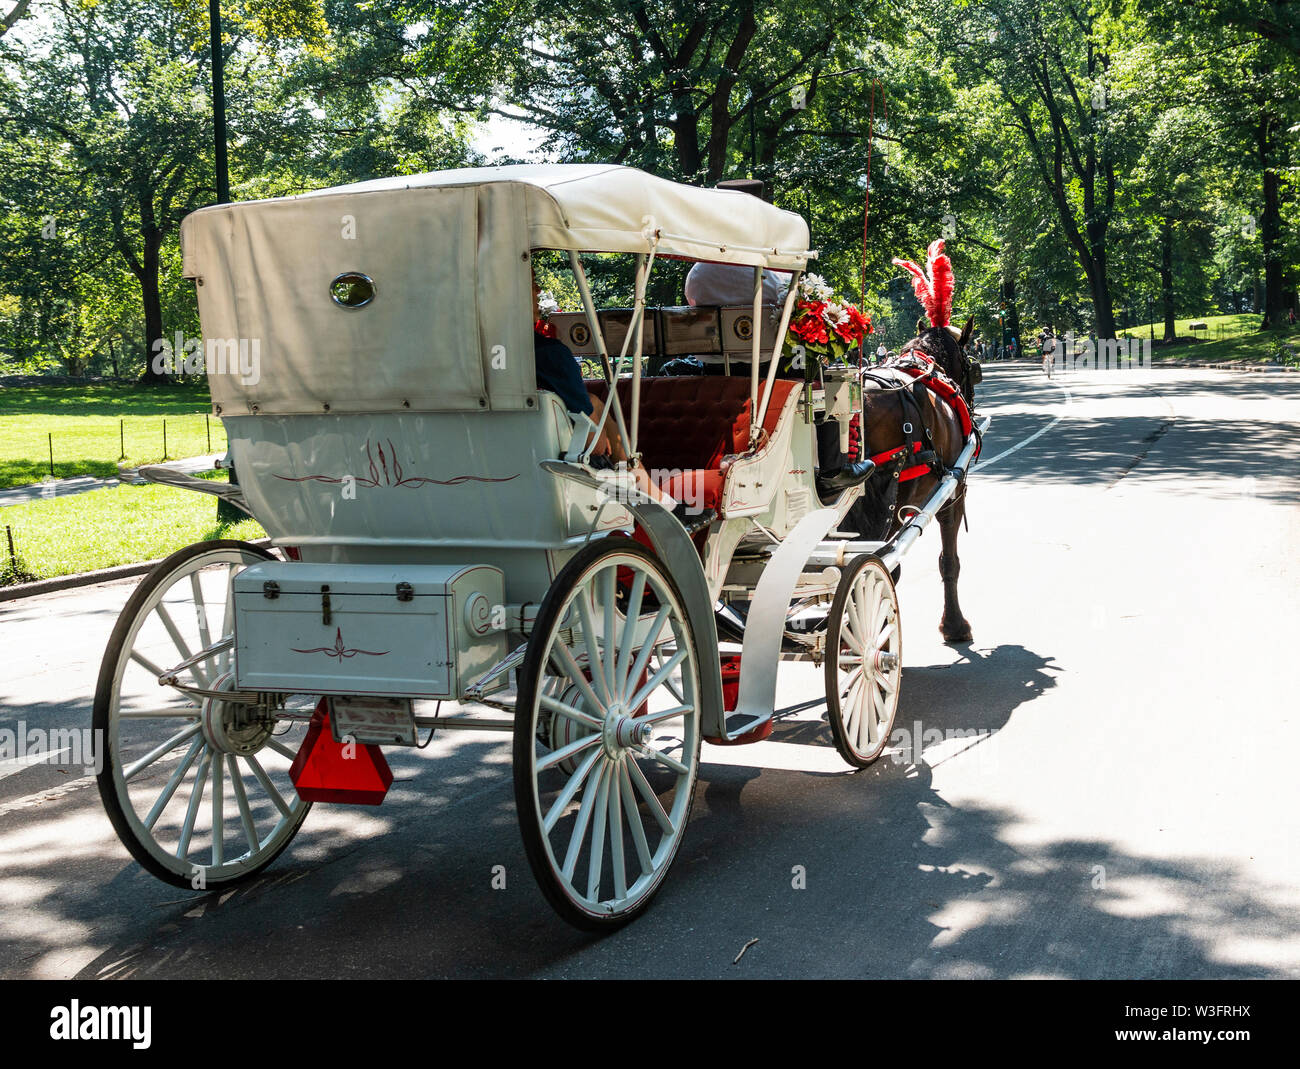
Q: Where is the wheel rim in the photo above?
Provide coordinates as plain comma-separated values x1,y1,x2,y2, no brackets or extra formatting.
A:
98,546,312,885
522,549,699,921
829,557,901,764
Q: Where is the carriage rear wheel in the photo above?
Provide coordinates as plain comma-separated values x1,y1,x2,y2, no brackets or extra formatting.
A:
514,536,701,929
825,554,902,768
94,540,313,888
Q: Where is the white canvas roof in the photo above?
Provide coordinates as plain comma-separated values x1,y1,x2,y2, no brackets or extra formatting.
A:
179,165,812,418
298,164,814,270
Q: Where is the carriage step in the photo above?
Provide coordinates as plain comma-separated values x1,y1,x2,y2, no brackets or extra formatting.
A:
705,712,775,747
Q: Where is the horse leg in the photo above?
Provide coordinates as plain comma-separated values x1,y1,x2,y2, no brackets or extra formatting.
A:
937,490,972,643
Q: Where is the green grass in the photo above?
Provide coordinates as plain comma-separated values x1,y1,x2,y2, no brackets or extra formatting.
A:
1116,314,1300,366
0,382,226,489
0,474,264,583
1117,312,1263,342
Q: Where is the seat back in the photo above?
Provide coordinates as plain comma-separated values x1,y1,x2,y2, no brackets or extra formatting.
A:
586,376,800,471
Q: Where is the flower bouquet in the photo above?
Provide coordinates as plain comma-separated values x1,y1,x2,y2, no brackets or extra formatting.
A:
778,274,872,364
534,289,560,339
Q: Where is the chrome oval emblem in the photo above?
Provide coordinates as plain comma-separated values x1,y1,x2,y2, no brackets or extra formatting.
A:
329,272,375,309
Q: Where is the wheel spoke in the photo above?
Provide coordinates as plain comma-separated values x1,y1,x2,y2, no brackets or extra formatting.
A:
537,732,602,773
123,722,202,782
176,749,211,860
638,704,692,727
844,602,867,653
543,746,603,833
191,572,213,653
155,602,210,689
619,760,654,876
219,564,238,674
228,754,260,855
586,760,613,902
266,736,298,761
119,707,200,719
128,648,168,682
550,642,609,721
626,647,688,713
634,741,689,776
625,755,674,834
246,754,292,818
211,753,225,867
600,569,618,701
622,605,671,705
562,758,605,880
615,571,648,696
608,761,627,901
540,692,601,730
574,585,611,706
143,736,204,830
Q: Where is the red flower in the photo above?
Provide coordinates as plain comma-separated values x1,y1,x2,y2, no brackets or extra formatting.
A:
794,315,830,345
534,318,557,339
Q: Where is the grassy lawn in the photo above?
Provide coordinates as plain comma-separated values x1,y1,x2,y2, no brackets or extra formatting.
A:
1116,314,1300,366
1117,312,1263,342
0,473,264,584
0,382,226,489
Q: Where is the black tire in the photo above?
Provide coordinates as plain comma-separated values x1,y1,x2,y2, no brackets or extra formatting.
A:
824,554,902,768
94,539,312,888
513,536,702,930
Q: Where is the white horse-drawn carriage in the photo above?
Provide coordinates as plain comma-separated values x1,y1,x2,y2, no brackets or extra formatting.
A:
94,165,984,928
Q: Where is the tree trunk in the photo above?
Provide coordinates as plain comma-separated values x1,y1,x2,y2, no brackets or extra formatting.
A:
137,225,168,384
1160,217,1177,342
1259,115,1285,327
1002,277,1022,350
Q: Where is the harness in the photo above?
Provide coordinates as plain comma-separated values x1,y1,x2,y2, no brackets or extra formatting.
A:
861,352,980,483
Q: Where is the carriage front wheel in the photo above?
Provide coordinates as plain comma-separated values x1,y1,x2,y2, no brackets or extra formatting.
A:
825,554,902,768
513,536,701,929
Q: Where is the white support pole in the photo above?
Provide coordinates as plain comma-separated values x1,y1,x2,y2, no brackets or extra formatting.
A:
749,266,763,438
568,250,632,462
754,270,802,442
629,253,650,455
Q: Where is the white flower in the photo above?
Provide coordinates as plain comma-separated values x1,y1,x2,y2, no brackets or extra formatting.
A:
800,273,834,302
537,291,560,316
824,302,847,326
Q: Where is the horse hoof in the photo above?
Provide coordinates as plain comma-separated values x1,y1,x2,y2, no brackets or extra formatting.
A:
941,620,972,644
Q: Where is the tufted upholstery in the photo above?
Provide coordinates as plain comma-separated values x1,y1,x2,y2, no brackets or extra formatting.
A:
586,376,798,472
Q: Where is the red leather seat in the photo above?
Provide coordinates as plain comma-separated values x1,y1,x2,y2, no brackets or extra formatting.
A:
585,377,799,509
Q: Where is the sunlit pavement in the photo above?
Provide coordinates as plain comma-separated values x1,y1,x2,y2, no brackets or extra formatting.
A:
1,365,1297,978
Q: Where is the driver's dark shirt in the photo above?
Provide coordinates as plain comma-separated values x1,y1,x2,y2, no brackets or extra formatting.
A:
534,333,593,415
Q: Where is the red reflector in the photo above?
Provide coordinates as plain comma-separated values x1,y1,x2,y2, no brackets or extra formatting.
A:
289,702,393,805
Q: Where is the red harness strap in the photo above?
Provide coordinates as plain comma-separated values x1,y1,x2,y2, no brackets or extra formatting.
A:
865,362,979,482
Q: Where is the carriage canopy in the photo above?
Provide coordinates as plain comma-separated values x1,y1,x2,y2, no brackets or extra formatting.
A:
180,165,813,417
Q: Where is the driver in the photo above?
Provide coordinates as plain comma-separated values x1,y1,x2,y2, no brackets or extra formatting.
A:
683,178,791,377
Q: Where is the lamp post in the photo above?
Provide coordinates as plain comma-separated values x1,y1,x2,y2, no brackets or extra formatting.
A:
209,1,229,204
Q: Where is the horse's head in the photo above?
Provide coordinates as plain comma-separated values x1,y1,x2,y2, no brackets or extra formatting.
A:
891,239,978,407
901,315,976,406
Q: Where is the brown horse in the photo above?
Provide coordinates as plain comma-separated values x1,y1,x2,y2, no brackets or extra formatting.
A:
843,315,979,643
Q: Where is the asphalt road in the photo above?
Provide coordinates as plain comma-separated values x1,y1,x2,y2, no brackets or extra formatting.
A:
2,364,1297,979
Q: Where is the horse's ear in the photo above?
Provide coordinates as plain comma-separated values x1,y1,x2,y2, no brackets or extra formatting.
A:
916,317,927,336
959,314,974,347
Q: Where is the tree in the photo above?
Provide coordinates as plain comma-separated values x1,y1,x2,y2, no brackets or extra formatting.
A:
2,0,323,380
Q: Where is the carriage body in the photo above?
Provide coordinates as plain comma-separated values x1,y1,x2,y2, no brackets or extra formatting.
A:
94,165,981,929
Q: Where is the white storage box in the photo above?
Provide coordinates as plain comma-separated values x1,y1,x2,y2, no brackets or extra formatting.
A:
233,562,506,699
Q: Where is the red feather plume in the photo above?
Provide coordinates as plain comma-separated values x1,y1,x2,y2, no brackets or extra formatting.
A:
892,238,954,328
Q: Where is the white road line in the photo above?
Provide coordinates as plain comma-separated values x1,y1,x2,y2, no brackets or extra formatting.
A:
975,375,1073,471
0,747,71,781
